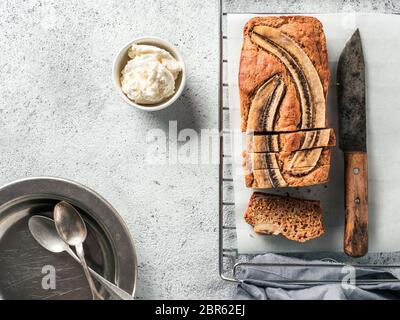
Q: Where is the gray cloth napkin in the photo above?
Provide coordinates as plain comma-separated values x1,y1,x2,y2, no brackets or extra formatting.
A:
235,254,400,300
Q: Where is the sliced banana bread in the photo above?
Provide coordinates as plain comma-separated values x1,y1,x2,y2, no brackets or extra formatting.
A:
244,192,324,242
243,148,331,172
245,165,330,188
247,128,336,153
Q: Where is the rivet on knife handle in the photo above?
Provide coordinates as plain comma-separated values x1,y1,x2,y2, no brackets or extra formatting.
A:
344,152,368,257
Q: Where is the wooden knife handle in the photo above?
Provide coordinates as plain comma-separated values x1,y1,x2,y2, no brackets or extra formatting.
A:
344,152,368,257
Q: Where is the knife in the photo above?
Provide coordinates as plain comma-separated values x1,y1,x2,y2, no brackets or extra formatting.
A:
337,29,368,257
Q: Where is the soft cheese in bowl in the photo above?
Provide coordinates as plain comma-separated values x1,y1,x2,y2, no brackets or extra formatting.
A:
113,37,185,111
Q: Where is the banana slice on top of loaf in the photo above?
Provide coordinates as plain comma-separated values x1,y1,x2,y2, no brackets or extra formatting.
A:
239,16,330,133
247,128,336,153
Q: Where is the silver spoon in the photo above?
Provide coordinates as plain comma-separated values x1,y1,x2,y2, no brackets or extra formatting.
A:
53,201,103,300
28,215,134,300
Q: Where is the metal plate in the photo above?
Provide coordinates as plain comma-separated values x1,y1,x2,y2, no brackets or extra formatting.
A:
0,177,137,300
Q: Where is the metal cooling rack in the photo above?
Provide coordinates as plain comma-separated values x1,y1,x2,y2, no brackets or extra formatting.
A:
218,0,400,285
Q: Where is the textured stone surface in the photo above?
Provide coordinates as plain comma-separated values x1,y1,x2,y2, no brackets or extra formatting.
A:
0,0,398,299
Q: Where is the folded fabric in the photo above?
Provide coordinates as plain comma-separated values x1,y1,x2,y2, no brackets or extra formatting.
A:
235,254,400,300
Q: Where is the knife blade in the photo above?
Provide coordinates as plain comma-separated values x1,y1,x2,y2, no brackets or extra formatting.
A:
337,29,368,257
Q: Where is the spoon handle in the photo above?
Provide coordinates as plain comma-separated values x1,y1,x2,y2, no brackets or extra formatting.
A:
66,247,134,300
75,244,104,300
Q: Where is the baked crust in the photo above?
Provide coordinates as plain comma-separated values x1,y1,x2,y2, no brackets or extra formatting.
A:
239,16,330,132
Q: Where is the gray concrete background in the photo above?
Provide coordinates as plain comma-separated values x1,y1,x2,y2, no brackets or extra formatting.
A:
0,0,399,299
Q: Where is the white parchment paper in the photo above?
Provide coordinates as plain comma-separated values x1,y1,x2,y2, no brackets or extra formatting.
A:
227,13,400,254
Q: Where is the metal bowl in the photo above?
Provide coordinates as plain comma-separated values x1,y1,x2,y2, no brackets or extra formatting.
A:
0,177,137,300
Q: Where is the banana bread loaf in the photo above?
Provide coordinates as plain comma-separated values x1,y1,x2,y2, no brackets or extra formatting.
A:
239,16,330,133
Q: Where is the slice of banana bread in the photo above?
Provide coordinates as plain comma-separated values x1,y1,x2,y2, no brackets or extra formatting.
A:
245,164,330,188
243,148,332,172
244,192,324,242
246,128,336,153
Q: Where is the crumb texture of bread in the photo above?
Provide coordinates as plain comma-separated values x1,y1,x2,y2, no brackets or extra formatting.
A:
244,192,324,242
239,16,330,132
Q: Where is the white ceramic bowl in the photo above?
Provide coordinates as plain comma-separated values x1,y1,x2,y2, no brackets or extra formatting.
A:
112,36,186,111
